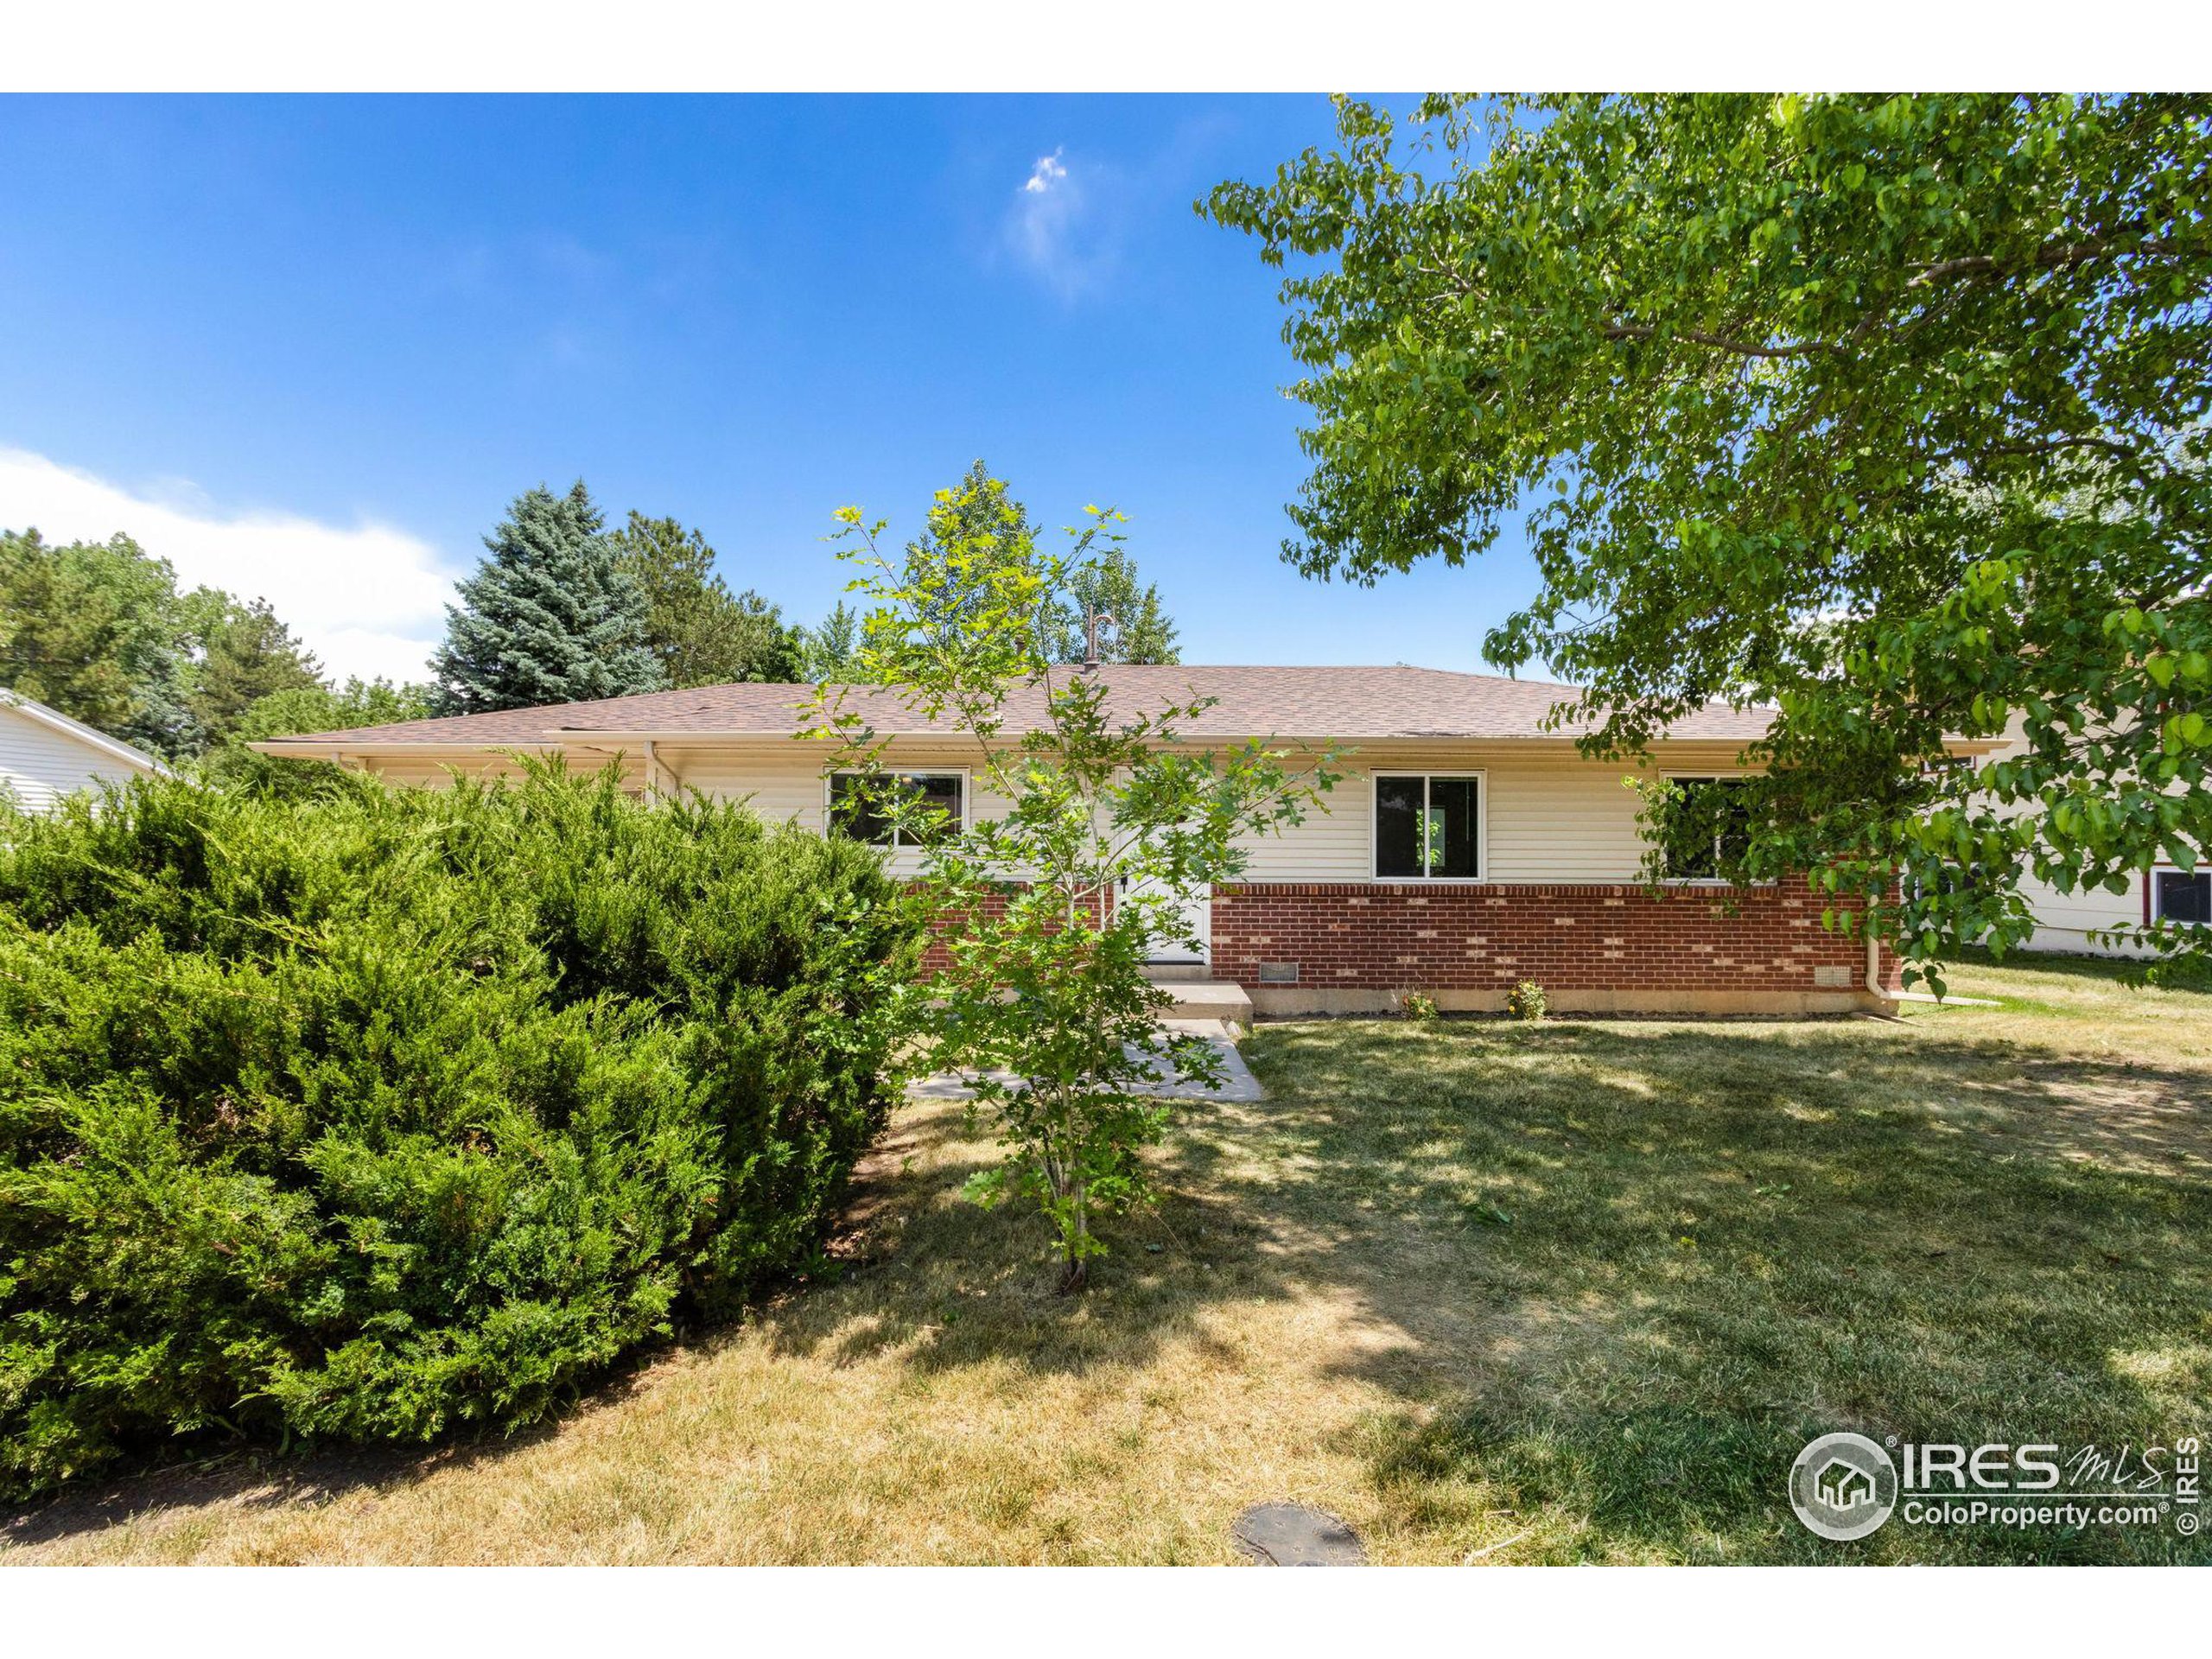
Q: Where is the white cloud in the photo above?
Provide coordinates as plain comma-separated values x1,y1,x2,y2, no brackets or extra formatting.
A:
1006,145,1113,299
0,447,458,685
1021,148,1067,194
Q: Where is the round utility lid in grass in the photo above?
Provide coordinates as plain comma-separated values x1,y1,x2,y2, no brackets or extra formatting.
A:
1232,1502,1366,1566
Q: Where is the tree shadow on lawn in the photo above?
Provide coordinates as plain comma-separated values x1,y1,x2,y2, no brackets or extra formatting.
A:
763,1016,2212,1563
1259,1020,2212,1563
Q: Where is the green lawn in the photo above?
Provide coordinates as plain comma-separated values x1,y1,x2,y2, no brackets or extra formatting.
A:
6,952,2209,1564
1236,952,2212,1563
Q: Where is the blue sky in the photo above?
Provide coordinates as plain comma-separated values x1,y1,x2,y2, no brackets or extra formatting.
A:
0,94,1539,683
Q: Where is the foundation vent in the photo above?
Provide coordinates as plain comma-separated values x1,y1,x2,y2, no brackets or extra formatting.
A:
1258,961,1300,985
1811,965,1853,988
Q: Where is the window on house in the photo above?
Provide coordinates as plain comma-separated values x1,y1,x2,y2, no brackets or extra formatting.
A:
1374,774,1481,879
1659,776,1755,880
829,771,963,849
2154,869,2211,925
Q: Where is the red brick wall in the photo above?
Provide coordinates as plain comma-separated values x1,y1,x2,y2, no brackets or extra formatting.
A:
919,886,1111,974
1212,880,1894,995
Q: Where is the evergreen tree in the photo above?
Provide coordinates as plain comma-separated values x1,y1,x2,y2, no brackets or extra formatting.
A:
608,511,802,686
431,482,666,715
797,601,868,681
186,594,324,741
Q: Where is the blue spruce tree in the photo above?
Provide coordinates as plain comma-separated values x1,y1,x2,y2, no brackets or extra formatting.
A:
432,481,668,715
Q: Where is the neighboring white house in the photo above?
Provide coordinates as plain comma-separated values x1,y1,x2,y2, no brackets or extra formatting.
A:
2009,863,2209,957
1986,716,2207,957
0,689,167,811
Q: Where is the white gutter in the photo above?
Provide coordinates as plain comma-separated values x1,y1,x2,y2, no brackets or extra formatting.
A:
547,728,1638,746
246,740,572,759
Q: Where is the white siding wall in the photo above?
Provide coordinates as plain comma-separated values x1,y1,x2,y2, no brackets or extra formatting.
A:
363,735,1754,884
666,741,1013,877
1980,714,2160,957
0,705,151,811
1237,741,1757,882
2011,868,2146,955
1230,744,1732,883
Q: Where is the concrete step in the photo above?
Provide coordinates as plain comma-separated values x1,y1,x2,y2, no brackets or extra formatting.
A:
1154,979,1254,1027
1141,963,1212,982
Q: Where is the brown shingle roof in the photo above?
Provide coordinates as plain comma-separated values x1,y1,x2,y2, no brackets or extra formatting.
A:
264,665,1775,747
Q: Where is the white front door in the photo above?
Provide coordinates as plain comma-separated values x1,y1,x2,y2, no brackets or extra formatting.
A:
1124,877,1211,966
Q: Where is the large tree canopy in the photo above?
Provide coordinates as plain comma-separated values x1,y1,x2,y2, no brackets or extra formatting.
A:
0,529,326,759
1207,93,2212,973
1,529,195,755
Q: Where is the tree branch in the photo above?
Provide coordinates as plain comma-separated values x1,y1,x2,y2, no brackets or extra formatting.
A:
1600,228,2210,365
1599,322,1836,360
1903,229,2202,291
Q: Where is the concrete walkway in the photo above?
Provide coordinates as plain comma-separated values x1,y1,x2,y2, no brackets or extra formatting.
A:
906,1019,1263,1103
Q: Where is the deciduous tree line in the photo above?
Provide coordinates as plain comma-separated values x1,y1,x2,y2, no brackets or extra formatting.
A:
2,461,1181,760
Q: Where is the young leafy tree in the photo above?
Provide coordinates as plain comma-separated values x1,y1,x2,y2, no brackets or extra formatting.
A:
431,482,667,715
1044,543,1181,665
813,474,1336,1292
0,528,198,756
1207,94,2212,979
609,511,804,686
885,460,1038,654
879,460,1180,666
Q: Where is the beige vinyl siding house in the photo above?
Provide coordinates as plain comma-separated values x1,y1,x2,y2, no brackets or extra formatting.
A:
1224,740,1759,885
0,689,166,811
431,736,1742,884
257,666,1982,1014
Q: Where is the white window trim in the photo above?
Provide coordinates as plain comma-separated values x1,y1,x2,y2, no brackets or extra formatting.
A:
824,766,971,849
1370,771,1488,882
2151,866,2211,925
1656,770,1770,887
